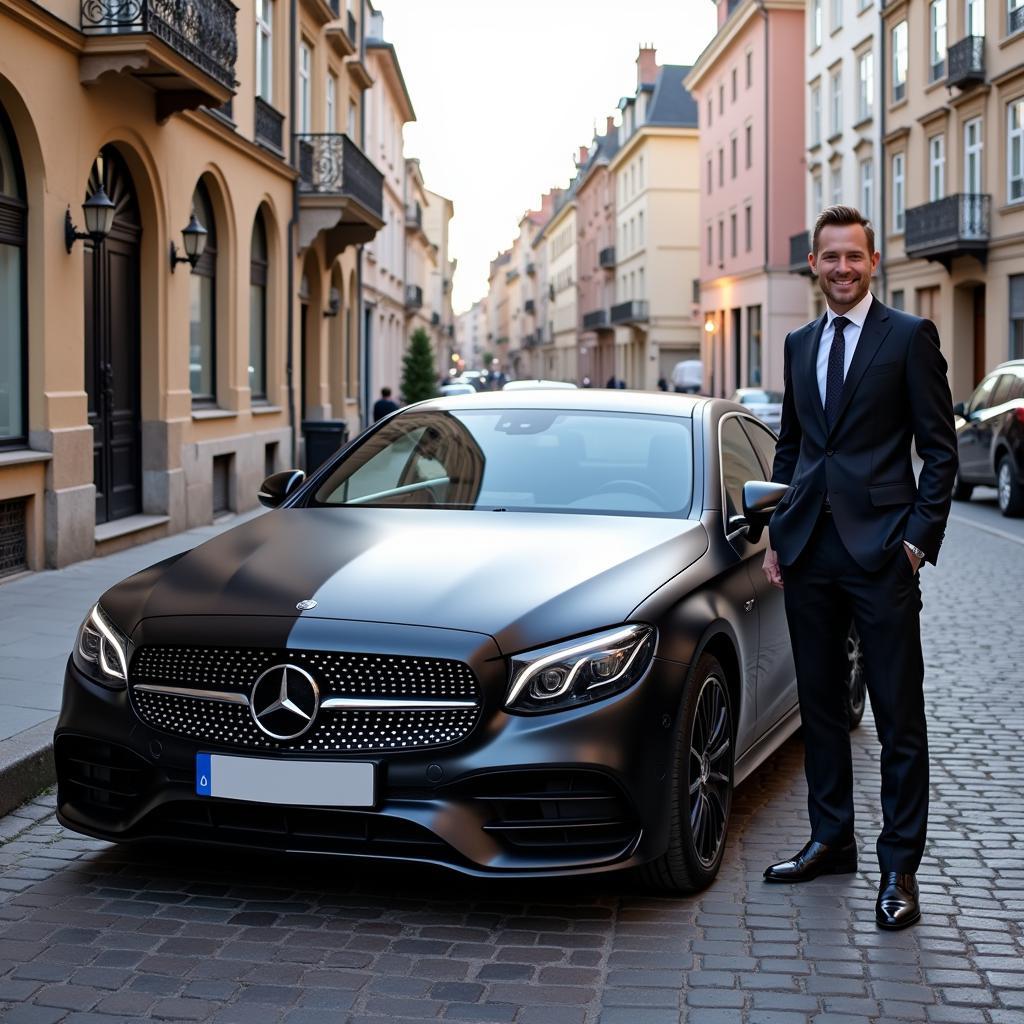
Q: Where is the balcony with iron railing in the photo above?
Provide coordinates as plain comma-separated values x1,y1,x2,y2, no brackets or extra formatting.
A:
947,36,985,89
79,0,238,118
788,231,813,276
405,285,424,311
254,96,284,154
524,299,536,315
904,193,990,268
1010,3,1024,35
599,246,616,269
582,309,609,330
610,300,649,325
295,133,385,251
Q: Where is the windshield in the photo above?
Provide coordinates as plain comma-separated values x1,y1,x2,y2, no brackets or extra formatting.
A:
312,408,693,517
738,390,783,404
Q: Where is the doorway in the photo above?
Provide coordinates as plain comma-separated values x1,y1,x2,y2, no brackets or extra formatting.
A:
972,284,985,386
84,147,141,526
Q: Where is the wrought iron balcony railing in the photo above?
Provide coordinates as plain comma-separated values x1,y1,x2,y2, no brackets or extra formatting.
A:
405,285,423,310
295,133,384,220
947,36,985,88
524,299,535,315
430,311,440,326
905,193,990,267
582,309,609,330
254,96,283,154
80,0,238,90
599,246,616,269
610,300,649,325
1010,3,1024,34
789,230,813,276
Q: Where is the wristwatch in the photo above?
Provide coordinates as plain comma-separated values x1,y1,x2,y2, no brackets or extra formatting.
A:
903,541,925,560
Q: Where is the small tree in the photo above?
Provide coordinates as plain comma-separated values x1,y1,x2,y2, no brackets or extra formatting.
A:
401,327,438,404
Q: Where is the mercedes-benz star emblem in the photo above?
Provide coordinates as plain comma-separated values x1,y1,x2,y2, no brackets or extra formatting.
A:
250,664,320,740
296,599,317,611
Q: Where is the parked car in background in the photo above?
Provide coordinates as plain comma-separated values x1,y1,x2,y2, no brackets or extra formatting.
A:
671,360,703,394
502,379,578,391
952,360,1024,517
729,388,784,434
439,382,477,397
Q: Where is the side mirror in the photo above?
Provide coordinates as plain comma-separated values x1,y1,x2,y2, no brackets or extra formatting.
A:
258,469,306,509
741,480,790,544
952,400,966,418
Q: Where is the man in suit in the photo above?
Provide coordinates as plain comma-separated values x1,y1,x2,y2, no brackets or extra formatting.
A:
762,205,957,929
372,387,400,422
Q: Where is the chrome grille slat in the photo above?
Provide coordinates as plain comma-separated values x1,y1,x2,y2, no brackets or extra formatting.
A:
129,645,483,753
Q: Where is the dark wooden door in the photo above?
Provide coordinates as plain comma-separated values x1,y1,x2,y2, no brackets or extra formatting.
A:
973,284,986,387
85,147,142,525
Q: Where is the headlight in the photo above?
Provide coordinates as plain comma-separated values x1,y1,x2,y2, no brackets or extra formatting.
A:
505,624,657,714
72,604,131,690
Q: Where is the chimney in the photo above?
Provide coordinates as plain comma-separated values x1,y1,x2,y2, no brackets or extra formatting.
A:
605,115,616,138
578,145,588,167
637,45,659,88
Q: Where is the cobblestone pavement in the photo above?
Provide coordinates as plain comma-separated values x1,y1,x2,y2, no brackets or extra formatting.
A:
0,517,1022,1024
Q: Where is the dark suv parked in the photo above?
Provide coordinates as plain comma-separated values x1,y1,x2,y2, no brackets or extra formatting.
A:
952,360,1024,516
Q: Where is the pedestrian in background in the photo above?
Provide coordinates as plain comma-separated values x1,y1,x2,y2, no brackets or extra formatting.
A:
373,387,400,422
762,205,957,930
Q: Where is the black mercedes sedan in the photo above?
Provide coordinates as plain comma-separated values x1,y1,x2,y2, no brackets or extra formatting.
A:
55,390,864,892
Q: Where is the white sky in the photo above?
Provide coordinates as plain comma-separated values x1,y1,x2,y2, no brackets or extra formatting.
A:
376,0,719,313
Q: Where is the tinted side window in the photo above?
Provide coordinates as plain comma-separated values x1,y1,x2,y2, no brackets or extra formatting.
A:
990,374,1016,407
967,375,1000,415
721,416,766,523
740,418,778,478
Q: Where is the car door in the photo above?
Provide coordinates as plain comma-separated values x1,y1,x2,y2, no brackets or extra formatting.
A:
737,417,797,731
959,374,1002,480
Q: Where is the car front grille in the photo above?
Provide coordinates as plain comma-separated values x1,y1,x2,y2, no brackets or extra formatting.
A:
129,645,483,754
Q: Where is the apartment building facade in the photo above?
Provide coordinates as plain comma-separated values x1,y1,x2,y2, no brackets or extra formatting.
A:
423,187,456,370
0,0,382,573
882,0,1024,402
612,49,703,391
791,0,885,320
540,192,579,383
687,0,807,396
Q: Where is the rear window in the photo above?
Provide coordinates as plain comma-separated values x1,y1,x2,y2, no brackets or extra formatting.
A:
739,390,783,404
311,409,694,517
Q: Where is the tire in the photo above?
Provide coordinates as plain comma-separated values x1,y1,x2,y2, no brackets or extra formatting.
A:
997,456,1024,517
951,468,973,502
640,653,734,893
845,624,866,730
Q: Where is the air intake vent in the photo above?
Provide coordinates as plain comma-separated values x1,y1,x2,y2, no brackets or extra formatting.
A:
56,736,153,820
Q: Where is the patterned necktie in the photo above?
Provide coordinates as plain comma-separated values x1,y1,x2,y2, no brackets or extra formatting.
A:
824,315,850,428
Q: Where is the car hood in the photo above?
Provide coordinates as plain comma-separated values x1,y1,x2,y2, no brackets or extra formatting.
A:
104,507,709,655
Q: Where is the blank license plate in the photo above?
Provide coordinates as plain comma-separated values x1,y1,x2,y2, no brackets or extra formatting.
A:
195,753,375,807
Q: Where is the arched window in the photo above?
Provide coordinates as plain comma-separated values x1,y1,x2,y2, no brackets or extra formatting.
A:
0,103,27,446
189,180,217,404
249,211,268,401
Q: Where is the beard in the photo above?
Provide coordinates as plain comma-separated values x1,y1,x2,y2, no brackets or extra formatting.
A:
817,269,871,308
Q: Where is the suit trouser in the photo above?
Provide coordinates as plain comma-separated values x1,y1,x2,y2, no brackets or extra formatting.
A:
781,511,929,873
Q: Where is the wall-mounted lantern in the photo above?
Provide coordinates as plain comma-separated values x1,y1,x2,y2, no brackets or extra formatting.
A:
169,213,208,272
64,186,116,253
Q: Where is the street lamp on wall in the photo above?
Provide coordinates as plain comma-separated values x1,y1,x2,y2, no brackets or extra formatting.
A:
704,316,717,335
64,185,116,253
323,287,341,318
169,213,208,272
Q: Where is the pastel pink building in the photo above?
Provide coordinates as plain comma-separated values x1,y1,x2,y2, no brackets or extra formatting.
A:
685,0,808,395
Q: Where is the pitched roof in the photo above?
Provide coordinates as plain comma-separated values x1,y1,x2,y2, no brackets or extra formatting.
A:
647,65,699,126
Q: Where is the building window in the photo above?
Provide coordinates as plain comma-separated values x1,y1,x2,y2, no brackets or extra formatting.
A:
255,0,273,101
831,0,843,31
747,305,762,386
707,97,712,126
0,104,27,447
830,164,843,204
812,173,823,215
639,155,644,187
930,0,947,81
746,50,752,88
707,223,713,264
810,83,822,146
326,72,336,131
718,147,724,187
811,0,822,47
929,133,946,201
829,68,842,138
731,68,737,101
891,288,905,311
964,116,983,193
298,41,311,134
730,212,737,258
707,158,712,194
892,21,908,102
348,99,357,139
249,211,268,402
730,136,737,178
189,181,218,404
718,218,724,266
1008,99,1024,203
967,0,985,35
744,203,752,252
638,211,644,248
1010,0,1024,34
892,152,905,232
719,84,724,115
745,123,752,168
858,51,874,121
1012,276,1024,358
859,157,873,217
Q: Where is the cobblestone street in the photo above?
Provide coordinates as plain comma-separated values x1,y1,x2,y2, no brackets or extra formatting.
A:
0,513,1022,1024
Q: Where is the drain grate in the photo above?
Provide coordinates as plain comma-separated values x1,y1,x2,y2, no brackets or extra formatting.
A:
0,497,27,578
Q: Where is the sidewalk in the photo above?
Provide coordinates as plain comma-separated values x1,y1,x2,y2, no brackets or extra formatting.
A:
0,509,263,815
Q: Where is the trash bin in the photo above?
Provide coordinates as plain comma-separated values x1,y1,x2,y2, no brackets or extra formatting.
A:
302,419,349,474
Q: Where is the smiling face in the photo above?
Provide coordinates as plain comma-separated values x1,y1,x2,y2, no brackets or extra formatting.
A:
809,223,880,314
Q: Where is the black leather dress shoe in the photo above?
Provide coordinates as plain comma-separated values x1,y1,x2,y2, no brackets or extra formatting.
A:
875,872,920,929
763,839,857,883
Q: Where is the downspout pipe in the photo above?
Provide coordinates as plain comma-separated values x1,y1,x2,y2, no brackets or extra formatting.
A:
287,0,298,467
877,0,888,302
358,0,370,433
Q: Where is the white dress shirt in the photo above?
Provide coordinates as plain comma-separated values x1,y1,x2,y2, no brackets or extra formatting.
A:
816,291,875,408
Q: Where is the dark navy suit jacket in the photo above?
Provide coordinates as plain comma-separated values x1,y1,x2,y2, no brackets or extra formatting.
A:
769,297,958,571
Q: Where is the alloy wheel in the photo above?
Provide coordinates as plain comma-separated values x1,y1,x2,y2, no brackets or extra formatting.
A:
688,674,731,868
999,461,1012,512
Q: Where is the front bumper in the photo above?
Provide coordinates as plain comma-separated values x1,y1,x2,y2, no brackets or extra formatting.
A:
55,651,688,878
